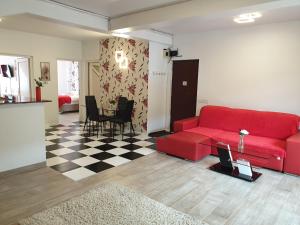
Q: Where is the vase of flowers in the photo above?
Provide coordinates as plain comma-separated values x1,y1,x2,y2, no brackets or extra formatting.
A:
34,77,44,102
239,129,249,153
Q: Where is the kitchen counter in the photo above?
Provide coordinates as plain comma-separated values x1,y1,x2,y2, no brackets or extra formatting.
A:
0,100,50,172
0,97,51,105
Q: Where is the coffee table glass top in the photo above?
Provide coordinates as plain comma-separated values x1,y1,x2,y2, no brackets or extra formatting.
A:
197,135,281,161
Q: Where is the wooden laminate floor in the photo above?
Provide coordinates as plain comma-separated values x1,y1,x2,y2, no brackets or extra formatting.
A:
1,152,300,225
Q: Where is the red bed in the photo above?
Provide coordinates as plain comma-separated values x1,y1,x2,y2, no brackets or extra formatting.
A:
58,95,72,108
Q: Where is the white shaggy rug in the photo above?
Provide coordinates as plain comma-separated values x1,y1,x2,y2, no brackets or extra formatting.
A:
19,183,207,225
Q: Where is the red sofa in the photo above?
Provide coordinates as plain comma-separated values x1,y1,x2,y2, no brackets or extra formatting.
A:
157,105,300,175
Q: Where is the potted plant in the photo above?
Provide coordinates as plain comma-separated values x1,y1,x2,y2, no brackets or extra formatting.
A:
34,77,45,101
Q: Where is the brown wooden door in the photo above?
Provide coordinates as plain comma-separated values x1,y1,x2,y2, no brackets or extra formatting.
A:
170,59,199,130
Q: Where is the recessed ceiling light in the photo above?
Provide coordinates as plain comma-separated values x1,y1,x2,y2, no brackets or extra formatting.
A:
234,12,262,24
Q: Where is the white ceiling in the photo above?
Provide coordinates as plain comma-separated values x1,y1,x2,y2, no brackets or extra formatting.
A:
44,0,188,17
1,0,300,41
0,14,108,40
151,4,300,34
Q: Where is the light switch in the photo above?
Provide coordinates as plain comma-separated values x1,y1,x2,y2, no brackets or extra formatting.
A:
182,81,187,86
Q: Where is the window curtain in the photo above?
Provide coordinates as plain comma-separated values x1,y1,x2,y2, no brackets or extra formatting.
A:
58,61,79,96
68,61,79,95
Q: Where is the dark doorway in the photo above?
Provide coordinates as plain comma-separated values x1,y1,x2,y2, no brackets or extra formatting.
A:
170,59,199,131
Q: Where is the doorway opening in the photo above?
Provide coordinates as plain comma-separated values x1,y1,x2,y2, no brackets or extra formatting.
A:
0,54,31,100
57,60,80,124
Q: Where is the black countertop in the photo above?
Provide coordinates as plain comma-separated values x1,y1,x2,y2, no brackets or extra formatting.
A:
0,97,51,105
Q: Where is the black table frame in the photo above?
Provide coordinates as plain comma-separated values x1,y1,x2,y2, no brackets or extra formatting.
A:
209,162,262,182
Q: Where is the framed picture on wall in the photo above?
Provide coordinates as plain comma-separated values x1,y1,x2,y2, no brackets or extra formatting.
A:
40,62,50,81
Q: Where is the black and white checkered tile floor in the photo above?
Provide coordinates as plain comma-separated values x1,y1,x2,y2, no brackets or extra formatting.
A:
45,122,157,181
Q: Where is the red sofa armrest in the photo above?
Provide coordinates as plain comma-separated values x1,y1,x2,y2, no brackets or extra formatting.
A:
173,116,199,133
284,132,300,175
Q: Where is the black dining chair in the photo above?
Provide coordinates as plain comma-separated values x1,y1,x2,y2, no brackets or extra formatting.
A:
102,96,128,119
84,96,109,136
117,96,128,111
83,96,94,132
106,96,127,116
110,100,135,140
104,96,128,135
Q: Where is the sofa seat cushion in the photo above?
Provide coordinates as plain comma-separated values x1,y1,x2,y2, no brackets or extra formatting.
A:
185,127,224,138
212,131,286,159
167,131,210,144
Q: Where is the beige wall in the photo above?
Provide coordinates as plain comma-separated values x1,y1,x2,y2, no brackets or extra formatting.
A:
147,41,172,132
80,40,100,121
174,20,300,115
0,28,82,125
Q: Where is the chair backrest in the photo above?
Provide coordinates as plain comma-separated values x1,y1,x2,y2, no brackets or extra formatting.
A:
85,96,98,121
118,100,134,122
116,96,128,117
118,96,128,110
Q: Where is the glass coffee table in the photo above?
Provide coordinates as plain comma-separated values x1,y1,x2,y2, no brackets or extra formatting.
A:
198,138,265,182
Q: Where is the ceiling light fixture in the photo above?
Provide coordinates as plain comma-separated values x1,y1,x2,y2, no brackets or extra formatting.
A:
119,57,128,69
115,50,128,69
112,32,130,39
115,51,124,63
113,28,131,34
0,18,2,22
234,12,262,24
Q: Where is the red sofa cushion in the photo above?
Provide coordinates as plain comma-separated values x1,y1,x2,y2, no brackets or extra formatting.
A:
185,126,286,159
284,132,300,175
173,116,199,133
198,105,299,140
167,131,209,143
212,131,286,159
185,127,224,138
156,132,211,161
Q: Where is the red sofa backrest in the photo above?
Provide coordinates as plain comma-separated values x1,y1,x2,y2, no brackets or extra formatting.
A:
198,105,300,140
